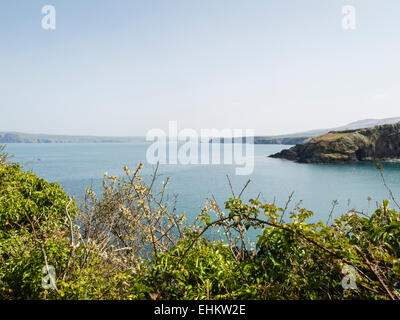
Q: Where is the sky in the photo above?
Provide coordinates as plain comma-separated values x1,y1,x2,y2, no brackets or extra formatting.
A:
1,0,400,136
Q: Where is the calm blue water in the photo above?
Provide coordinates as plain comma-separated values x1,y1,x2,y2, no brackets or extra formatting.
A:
5,143,400,226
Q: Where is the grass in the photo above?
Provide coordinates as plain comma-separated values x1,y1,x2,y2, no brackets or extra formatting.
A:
312,132,352,142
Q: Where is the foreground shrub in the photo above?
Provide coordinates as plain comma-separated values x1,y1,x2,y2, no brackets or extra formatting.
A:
129,235,244,300
0,160,78,299
199,197,400,299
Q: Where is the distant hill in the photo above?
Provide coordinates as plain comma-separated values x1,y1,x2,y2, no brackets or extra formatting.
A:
270,121,400,164
0,132,145,143
256,117,400,145
2,117,400,144
298,117,400,136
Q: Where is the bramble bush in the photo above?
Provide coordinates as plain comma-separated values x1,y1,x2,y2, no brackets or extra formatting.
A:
0,150,78,299
0,145,399,300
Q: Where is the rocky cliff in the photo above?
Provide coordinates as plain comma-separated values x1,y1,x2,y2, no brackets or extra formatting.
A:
269,122,400,164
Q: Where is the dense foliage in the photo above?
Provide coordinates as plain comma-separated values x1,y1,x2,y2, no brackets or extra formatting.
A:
0,154,78,298
0,146,399,300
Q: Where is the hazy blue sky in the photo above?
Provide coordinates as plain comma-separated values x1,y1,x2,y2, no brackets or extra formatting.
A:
1,0,400,136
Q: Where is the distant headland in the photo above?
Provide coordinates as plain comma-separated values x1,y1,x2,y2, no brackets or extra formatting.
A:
270,121,400,164
0,132,145,143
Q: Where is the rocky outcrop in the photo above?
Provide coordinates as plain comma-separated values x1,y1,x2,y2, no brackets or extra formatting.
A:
269,122,400,164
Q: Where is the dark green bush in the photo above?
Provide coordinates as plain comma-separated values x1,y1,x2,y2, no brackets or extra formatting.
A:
0,160,78,299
